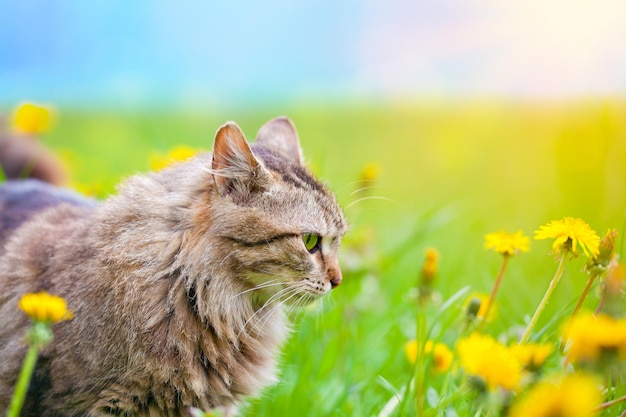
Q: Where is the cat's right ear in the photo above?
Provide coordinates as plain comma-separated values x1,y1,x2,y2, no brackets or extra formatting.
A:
212,122,270,198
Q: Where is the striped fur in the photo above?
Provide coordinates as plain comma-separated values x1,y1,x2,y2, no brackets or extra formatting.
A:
0,117,346,416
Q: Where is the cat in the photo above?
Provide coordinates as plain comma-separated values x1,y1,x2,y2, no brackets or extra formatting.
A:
0,114,68,185
0,116,347,416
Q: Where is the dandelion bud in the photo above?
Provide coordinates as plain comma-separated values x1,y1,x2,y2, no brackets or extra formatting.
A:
598,229,617,259
420,248,439,284
418,248,439,305
466,375,488,394
585,229,617,275
465,296,482,321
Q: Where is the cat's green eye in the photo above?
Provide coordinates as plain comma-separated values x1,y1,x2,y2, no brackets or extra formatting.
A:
302,233,320,253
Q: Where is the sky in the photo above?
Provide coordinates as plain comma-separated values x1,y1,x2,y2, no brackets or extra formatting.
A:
1,0,626,108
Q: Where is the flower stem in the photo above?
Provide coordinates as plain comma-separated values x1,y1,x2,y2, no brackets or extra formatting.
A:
477,255,509,332
414,310,427,417
572,271,599,318
520,252,567,344
594,395,626,412
6,344,39,417
559,270,600,353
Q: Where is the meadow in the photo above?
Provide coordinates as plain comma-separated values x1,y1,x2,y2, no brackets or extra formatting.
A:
8,98,626,416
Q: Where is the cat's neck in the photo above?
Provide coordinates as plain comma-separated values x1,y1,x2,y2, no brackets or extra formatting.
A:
133,268,289,403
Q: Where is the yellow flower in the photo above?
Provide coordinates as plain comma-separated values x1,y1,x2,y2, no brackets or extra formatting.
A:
509,342,554,371
404,340,418,363
456,333,522,391
508,373,601,417
427,341,454,372
360,161,381,182
484,230,530,256
12,102,56,134
534,217,600,258
18,291,74,323
463,292,497,322
404,339,453,373
149,145,198,171
561,311,626,363
420,248,439,283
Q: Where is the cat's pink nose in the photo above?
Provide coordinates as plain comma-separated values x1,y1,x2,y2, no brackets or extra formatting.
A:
329,264,342,288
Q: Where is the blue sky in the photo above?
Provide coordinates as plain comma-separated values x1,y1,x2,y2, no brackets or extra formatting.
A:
2,0,626,108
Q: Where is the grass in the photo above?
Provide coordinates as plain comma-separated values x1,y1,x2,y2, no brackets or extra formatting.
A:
11,98,626,416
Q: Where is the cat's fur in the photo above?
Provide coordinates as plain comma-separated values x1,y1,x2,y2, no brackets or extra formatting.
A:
0,117,347,416
0,116,68,185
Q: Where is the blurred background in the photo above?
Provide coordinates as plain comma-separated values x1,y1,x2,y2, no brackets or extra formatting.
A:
0,0,626,105
2,2,626,415
3,1,626,106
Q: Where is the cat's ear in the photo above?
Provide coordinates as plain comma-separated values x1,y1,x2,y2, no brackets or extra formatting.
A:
212,122,270,198
256,116,304,165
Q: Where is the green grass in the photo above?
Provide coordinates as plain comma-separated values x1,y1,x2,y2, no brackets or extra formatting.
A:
37,98,626,416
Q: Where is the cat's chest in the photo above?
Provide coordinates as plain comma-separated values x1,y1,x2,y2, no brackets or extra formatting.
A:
120,313,287,413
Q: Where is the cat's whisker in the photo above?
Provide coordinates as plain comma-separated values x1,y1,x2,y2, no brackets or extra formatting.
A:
259,283,306,317
283,286,309,318
258,289,305,330
230,280,283,299
243,287,303,337
345,195,396,210
349,185,378,196
336,179,376,194
237,285,299,338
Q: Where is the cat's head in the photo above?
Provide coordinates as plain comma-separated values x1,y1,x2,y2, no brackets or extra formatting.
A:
208,117,347,307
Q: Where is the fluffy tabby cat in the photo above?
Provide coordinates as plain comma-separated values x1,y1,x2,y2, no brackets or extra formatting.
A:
0,117,347,416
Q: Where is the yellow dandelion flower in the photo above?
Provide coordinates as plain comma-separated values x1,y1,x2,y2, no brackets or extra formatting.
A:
19,291,74,323
404,340,419,364
463,292,497,322
509,342,554,371
426,340,454,372
561,311,626,363
12,102,56,135
456,333,522,391
149,145,198,171
508,373,601,417
360,161,381,182
534,217,600,258
404,339,454,373
484,230,530,256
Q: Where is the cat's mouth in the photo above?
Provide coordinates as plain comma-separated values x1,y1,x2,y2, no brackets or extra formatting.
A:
278,278,332,307
301,278,332,296
247,278,331,308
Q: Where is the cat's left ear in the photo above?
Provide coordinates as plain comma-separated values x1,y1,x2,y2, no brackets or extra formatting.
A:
256,116,304,166
212,122,270,198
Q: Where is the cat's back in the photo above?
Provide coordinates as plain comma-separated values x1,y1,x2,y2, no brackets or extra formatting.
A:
0,180,96,252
